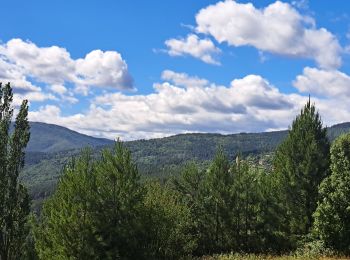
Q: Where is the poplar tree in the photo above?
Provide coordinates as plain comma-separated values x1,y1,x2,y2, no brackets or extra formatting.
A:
0,82,31,260
273,99,330,241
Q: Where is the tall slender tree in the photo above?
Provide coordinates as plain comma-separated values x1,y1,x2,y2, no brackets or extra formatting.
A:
273,99,330,241
0,82,31,260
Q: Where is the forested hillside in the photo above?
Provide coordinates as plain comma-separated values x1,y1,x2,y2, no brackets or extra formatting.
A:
25,122,113,153
3,82,350,259
22,121,350,204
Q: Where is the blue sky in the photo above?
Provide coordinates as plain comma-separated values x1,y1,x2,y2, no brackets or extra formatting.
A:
1,0,350,139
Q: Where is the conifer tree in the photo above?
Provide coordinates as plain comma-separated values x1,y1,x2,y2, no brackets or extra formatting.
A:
33,150,98,259
92,142,144,259
201,148,234,253
273,99,330,240
313,133,350,254
0,82,31,260
34,143,146,259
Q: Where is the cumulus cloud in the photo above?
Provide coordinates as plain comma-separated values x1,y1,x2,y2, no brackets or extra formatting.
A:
29,71,310,140
0,38,134,104
75,50,133,91
293,67,350,98
195,0,341,69
165,34,221,65
50,84,67,95
161,70,210,88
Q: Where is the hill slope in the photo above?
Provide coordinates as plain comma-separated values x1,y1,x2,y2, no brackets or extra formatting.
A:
21,121,350,208
26,122,113,153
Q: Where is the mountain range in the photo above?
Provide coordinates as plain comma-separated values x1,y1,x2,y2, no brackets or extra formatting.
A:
21,121,350,209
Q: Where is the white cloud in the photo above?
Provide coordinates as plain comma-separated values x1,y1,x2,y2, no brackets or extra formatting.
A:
165,34,221,65
13,92,57,107
195,0,341,69
293,67,350,98
29,72,310,140
50,84,67,95
0,38,134,104
161,70,210,88
75,50,133,90
29,69,350,140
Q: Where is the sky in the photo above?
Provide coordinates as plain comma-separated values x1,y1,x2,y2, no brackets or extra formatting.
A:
1,0,350,140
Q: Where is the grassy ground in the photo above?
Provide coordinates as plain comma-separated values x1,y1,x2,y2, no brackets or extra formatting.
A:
198,254,350,260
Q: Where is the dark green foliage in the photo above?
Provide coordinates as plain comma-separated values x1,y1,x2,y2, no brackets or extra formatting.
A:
21,121,350,209
142,182,195,259
33,150,99,259
13,97,350,257
174,151,286,255
92,143,144,259
273,100,330,240
313,133,350,254
34,144,146,259
0,82,31,259
200,148,233,253
34,142,196,259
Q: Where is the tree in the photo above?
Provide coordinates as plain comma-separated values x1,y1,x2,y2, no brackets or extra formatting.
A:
172,161,205,255
313,133,350,254
33,150,99,259
273,99,330,241
92,142,144,259
142,182,195,259
229,156,262,252
34,143,146,259
201,148,234,254
0,82,31,260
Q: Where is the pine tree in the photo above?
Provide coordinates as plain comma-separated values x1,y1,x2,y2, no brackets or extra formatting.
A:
33,150,98,259
313,133,350,254
0,82,31,260
201,148,234,253
230,156,261,252
273,99,330,241
92,142,144,259
34,142,146,259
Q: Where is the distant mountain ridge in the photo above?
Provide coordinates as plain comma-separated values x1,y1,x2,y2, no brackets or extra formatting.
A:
21,121,350,209
24,121,350,155
25,122,113,153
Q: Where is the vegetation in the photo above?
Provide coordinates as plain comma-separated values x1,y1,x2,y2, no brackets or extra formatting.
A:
273,99,330,245
2,81,350,258
0,83,31,259
22,121,350,210
313,133,350,254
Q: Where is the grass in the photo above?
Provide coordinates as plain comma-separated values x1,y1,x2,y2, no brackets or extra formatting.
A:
197,253,350,260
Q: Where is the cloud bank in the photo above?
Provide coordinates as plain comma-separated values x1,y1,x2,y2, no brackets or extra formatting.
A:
0,38,133,103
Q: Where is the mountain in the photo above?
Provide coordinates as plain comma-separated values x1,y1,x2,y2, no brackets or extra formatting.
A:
26,122,113,153
21,121,350,210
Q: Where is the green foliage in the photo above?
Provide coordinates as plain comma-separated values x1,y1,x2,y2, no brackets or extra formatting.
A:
22,121,350,209
17,99,350,258
33,150,99,259
25,122,112,153
34,144,146,259
92,143,144,259
174,150,287,256
34,142,197,259
142,182,195,259
313,133,350,254
273,100,330,240
0,82,31,259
